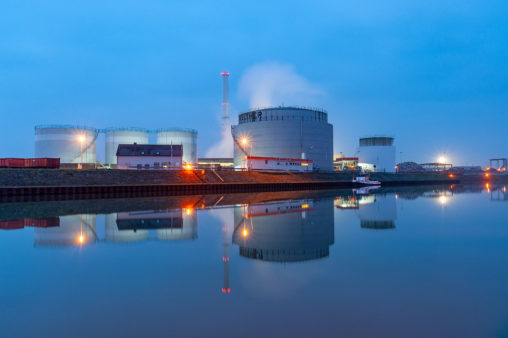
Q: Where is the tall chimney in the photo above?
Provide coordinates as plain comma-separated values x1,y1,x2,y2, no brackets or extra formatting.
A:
221,72,230,136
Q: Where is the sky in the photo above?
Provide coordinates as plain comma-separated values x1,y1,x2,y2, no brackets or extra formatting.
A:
1,0,507,165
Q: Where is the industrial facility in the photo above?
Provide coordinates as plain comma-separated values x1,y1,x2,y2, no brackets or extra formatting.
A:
231,106,334,171
34,125,197,167
357,136,396,173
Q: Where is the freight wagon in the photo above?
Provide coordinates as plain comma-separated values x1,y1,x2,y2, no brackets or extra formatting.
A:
0,158,60,168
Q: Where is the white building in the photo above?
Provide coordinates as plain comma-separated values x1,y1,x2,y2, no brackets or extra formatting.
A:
241,156,313,172
116,144,183,170
357,136,396,173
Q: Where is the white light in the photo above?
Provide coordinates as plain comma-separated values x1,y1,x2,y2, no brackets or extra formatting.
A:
437,156,447,164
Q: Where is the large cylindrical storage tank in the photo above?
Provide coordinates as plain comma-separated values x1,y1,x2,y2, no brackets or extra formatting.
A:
155,128,198,164
34,125,98,163
357,136,396,173
232,107,333,171
105,128,149,165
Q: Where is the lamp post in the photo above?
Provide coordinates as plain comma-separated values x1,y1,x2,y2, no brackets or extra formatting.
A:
241,137,252,156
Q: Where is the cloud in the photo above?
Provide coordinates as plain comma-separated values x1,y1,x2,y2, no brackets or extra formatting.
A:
238,61,324,109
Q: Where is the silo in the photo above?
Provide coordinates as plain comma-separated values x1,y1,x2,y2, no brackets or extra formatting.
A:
357,136,396,173
34,214,97,246
34,125,98,163
105,128,149,165
155,128,198,164
232,107,334,171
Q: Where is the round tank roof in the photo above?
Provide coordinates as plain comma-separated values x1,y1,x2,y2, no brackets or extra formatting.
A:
240,106,327,114
35,124,97,132
359,136,394,147
103,127,150,133
155,127,197,134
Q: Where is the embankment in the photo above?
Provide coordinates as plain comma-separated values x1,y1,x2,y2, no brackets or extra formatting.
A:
0,169,458,200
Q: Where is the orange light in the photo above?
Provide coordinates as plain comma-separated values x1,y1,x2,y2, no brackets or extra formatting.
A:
185,164,192,170
301,203,309,209
185,208,192,215
448,174,455,178
241,137,248,145
77,234,85,245
242,228,249,238
485,173,490,178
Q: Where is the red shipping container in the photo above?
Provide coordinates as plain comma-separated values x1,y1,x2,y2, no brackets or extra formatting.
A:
0,220,25,230
0,158,26,168
24,217,60,228
24,158,60,168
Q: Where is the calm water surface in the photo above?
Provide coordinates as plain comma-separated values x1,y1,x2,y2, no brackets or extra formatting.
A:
0,185,507,337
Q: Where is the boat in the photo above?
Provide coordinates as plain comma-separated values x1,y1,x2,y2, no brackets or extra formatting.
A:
352,174,381,186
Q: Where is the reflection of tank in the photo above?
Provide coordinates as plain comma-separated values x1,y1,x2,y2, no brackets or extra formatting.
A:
34,214,96,246
357,194,397,229
156,210,197,240
105,213,148,242
232,199,334,262
105,209,197,241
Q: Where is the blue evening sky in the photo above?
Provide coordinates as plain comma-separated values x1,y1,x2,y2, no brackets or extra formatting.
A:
1,0,507,165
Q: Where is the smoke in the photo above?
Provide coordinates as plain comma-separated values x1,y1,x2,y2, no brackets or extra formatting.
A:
205,130,233,157
238,61,324,109
206,62,323,157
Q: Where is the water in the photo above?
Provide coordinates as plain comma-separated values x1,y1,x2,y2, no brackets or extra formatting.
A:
0,185,507,337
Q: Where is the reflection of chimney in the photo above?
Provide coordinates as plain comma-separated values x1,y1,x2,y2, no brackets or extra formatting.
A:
222,223,231,294
221,72,230,137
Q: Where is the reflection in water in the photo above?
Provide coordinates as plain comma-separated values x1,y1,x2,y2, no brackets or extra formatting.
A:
232,199,334,262
36,209,198,246
357,193,397,229
34,214,97,246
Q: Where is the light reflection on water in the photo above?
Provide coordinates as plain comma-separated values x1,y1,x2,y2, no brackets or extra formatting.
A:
0,184,507,337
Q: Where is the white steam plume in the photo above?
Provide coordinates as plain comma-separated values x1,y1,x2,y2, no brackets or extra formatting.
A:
205,129,233,157
206,62,323,157
238,61,324,109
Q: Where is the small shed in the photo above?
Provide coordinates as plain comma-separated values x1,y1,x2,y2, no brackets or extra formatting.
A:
116,144,183,170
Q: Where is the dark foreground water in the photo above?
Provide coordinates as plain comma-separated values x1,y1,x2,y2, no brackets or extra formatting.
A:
0,184,507,337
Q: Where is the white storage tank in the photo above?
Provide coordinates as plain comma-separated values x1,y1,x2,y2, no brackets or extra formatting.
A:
155,128,198,164
357,136,396,173
105,127,150,165
34,125,98,163
232,107,334,171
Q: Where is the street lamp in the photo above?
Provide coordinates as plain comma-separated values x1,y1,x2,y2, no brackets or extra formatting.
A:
241,137,253,156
